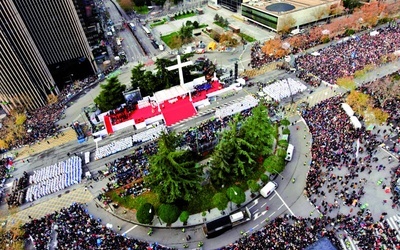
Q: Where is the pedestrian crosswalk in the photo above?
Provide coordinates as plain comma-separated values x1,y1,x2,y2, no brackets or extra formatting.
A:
386,214,400,241
339,232,359,250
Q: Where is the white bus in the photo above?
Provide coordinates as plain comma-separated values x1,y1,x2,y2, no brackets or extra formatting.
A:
142,26,151,36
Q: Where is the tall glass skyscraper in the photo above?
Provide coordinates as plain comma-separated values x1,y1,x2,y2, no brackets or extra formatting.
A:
0,0,98,113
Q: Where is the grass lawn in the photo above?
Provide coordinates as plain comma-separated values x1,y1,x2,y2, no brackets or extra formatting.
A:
238,33,256,42
161,32,180,48
134,6,149,14
107,189,161,211
174,12,196,20
214,21,228,28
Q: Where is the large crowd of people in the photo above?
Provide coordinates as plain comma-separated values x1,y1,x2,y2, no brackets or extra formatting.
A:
295,26,400,85
23,203,171,250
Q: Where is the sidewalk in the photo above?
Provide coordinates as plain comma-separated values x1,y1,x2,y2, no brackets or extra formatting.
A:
13,128,77,160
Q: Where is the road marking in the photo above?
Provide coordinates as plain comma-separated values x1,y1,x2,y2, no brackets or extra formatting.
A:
268,193,276,200
269,212,275,217
254,209,259,213
261,202,267,207
123,225,137,234
278,204,284,210
273,190,295,216
248,199,259,209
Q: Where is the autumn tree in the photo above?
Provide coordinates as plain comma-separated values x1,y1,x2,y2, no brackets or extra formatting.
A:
278,15,296,34
287,35,308,50
262,37,288,59
120,0,134,11
346,90,372,115
329,3,345,17
364,106,389,125
358,2,385,27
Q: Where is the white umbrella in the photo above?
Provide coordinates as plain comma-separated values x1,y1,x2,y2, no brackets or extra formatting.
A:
281,42,290,50
106,223,113,229
322,29,330,35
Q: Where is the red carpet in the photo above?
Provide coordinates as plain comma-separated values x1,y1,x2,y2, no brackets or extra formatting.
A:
104,115,114,134
130,105,162,124
161,96,197,126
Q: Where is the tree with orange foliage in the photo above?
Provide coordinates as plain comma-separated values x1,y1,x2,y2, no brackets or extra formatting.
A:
119,0,133,11
261,38,288,59
286,35,307,50
358,2,385,27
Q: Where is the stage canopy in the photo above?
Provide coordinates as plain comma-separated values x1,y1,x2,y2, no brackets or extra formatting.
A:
341,103,354,117
350,116,362,129
154,85,190,103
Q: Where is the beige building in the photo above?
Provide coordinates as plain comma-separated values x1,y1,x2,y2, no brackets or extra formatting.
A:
241,0,340,32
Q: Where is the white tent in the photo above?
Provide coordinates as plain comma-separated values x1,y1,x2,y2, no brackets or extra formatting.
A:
311,51,320,56
350,116,362,129
341,103,354,117
370,31,379,36
154,85,190,103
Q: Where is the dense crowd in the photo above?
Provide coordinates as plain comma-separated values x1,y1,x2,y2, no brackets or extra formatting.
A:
296,26,400,85
220,211,400,250
6,75,100,149
23,203,171,250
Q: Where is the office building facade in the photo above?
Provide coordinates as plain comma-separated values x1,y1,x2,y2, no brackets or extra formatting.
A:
12,0,97,86
0,0,58,113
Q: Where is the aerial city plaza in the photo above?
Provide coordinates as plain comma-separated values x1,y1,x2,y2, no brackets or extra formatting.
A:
0,0,400,249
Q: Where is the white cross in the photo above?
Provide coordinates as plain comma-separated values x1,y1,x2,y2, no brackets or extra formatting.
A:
166,55,193,87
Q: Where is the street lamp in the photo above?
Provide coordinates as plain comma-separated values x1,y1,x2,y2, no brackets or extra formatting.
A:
272,169,284,180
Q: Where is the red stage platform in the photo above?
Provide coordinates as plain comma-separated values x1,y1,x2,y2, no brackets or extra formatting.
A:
108,80,222,129
161,96,197,126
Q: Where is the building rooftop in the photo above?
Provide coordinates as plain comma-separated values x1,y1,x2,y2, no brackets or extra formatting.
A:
242,0,337,15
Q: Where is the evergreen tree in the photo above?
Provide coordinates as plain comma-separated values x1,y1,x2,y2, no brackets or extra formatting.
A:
240,105,275,159
146,132,202,203
210,115,256,186
94,76,126,112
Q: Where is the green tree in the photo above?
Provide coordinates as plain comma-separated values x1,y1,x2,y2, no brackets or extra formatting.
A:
155,58,176,89
179,24,193,44
210,116,256,186
186,20,193,27
226,186,246,206
247,180,260,193
146,132,202,203
240,105,275,159
263,155,285,173
131,63,146,91
179,211,190,224
214,14,220,22
260,174,269,184
192,21,199,29
94,76,126,112
212,192,229,211
136,203,155,224
158,203,180,224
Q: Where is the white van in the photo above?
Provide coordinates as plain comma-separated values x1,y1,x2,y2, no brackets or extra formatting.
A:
260,181,278,198
285,144,294,161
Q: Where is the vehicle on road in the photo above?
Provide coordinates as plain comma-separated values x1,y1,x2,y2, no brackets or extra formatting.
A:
129,23,136,31
202,207,251,238
285,144,294,161
260,181,278,198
